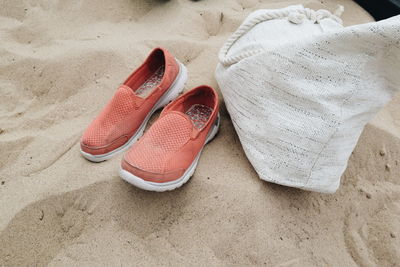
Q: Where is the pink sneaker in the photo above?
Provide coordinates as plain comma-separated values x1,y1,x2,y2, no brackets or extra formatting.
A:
80,48,187,162
120,85,220,191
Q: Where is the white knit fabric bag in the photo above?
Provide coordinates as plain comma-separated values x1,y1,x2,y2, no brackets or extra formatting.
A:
215,5,400,193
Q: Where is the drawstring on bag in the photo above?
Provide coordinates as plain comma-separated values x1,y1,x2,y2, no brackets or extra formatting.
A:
218,5,344,66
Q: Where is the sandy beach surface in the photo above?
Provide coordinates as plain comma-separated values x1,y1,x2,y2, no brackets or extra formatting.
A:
1,0,399,266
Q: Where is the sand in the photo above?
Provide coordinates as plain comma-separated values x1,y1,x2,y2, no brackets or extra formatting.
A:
0,0,399,266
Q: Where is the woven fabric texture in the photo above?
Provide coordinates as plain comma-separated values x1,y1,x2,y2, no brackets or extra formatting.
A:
215,5,400,193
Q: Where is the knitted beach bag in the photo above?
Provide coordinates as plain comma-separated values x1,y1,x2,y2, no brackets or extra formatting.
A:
215,5,400,193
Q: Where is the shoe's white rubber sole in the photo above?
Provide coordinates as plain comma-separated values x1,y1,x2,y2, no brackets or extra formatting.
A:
80,62,188,162
119,115,220,192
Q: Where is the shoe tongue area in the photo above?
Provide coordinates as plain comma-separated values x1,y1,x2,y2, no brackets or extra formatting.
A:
119,85,142,97
163,104,213,132
163,111,194,129
149,111,194,143
116,85,145,106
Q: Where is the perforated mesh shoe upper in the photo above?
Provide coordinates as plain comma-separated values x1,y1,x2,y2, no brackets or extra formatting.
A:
80,47,179,157
121,85,220,183
124,112,193,174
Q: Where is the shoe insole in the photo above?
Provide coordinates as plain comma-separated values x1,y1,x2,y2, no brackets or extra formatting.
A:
185,104,213,129
136,65,165,98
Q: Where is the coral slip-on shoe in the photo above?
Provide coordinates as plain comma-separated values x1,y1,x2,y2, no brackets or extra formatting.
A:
120,85,220,191
80,48,187,162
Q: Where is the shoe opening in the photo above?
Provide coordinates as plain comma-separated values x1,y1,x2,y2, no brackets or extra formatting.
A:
124,48,166,98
